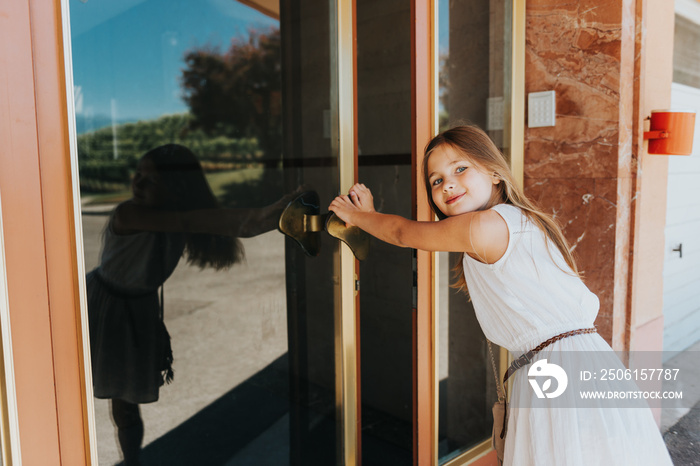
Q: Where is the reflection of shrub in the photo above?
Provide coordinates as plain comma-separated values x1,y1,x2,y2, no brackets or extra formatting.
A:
80,178,130,194
77,113,262,166
79,160,132,193
80,160,131,181
76,113,269,193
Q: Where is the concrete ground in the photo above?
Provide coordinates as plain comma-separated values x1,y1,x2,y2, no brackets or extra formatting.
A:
82,211,290,465
664,400,700,466
662,339,700,466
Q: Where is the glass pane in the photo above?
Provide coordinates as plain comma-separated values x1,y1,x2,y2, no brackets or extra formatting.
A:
437,0,512,462
69,0,339,464
357,0,413,464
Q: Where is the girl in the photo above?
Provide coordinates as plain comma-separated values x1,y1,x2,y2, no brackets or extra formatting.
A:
329,125,672,465
87,144,295,465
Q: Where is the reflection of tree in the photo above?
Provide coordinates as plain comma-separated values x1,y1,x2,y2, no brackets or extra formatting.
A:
78,28,284,202
181,28,282,162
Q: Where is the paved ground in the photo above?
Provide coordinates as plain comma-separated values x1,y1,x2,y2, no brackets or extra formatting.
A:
664,400,700,466
662,339,700,466
82,212,290,465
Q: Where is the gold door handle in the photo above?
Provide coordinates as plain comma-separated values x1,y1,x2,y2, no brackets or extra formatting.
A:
325,211,370,261
278,191,370,261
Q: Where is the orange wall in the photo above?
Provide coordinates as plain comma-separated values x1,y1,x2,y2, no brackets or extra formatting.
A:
628,0,675,353
0,0,90,464
412,0,436,463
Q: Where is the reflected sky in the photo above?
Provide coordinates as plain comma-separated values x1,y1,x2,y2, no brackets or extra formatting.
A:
69,0,443,133
438,0,448,53
69,0,277,131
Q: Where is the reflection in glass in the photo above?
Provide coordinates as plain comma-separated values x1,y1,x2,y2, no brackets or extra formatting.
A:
437,0,512,463
439,0,512,150
70,1,338,464
356,0,413,463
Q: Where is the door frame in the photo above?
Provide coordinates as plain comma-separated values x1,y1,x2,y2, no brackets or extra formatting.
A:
334,1,361,464
0,0,524,463
412,1,525,465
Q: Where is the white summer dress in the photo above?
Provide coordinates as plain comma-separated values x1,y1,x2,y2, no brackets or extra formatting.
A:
86,215,186,404
462,203,672,466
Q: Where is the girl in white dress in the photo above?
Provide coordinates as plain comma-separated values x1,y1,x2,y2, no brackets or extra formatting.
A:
87,144,295,465
329,125,673,465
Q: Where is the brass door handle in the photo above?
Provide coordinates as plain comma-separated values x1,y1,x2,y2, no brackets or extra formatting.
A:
278,191,370,260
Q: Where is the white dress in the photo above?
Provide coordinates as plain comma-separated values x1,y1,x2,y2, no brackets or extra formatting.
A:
87,215,186,404
462,203,672,466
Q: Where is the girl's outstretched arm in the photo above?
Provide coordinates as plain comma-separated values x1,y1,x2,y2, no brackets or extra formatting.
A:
112,191,297,238
329,184,508,263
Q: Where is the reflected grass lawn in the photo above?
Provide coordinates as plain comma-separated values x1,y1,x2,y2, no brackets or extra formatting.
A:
206,166,265,199
81,166,267,206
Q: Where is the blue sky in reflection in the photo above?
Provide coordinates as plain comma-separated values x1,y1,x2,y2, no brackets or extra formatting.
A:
69,0,447,134
69,0,277,133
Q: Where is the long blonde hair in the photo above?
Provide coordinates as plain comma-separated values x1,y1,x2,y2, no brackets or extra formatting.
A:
145,144,244,270
422,125,580,291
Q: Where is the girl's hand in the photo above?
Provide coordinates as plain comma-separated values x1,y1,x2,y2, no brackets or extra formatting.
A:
347,183,375,213
329,183,375,226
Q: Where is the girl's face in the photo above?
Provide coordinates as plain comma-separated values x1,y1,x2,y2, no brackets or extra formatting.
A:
426,145,500,217
131,157,169,207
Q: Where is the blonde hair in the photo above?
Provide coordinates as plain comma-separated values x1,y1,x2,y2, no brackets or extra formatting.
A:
422,125,580,292
144,144,244,270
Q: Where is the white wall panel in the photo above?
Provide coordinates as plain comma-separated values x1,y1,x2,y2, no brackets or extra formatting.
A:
663,82,700,359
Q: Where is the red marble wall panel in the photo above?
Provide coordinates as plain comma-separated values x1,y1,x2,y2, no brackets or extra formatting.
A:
524,0,635,345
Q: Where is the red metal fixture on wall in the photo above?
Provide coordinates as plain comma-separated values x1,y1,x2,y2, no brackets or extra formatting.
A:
644,110,696,155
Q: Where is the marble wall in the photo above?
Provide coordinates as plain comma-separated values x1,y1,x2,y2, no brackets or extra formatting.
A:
522,0,652,349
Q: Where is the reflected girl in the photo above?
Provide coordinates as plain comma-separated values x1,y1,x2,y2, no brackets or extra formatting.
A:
86,144,292,465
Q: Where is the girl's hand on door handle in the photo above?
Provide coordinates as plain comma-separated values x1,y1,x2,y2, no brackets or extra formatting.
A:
329,183,375,226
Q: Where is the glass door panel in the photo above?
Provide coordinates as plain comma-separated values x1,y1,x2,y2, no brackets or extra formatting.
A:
356,0,413,464
280,2,339,464
437,0,513,463
68,0,339,464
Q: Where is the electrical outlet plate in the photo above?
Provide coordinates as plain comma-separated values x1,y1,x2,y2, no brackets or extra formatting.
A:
528,90,556,128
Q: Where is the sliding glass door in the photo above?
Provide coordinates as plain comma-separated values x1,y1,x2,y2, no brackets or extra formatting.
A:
65,1,519,464
69,0,345,463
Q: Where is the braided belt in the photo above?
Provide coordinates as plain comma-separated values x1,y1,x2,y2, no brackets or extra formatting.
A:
502,327,597,384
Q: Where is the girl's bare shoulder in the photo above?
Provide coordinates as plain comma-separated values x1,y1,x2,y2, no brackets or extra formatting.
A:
466,208,509,264
112,200,140,235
